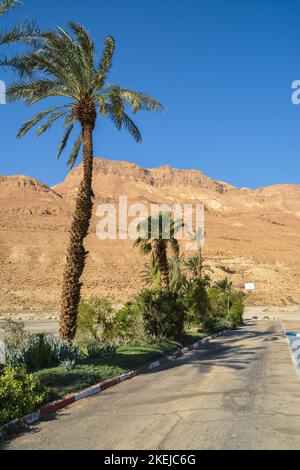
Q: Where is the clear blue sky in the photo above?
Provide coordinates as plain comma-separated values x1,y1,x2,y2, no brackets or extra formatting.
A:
1,0,300,189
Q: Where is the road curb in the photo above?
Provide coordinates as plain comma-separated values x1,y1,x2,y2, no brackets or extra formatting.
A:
0,329,228,440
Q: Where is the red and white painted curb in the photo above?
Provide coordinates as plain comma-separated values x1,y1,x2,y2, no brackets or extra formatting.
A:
0,330,228,439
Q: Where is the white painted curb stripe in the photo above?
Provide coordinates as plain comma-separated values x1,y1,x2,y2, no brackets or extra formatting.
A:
148,360,160,370
75,385,101,401
24,411,40,425
166,354,176,361
119,371,135,382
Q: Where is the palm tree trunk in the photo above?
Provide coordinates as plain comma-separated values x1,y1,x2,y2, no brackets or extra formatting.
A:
156,241,169,290
198,249,203,278
59,123,94,342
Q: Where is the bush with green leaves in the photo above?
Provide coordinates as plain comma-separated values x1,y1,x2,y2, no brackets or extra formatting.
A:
73,334,116,359
207,286,244,330
60,358,76,371
5,333,76,371
207,287,227,317
136,289,185,339
180,279,211,329
226,291,244,327
77,297,116,345
4,319,29,351
0,366,48,425
114,302,145,343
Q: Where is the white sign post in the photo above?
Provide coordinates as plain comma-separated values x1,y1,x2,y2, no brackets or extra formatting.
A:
245,283,256,291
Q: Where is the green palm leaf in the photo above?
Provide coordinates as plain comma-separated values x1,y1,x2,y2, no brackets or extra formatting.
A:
67,132,83,169
0,0,18,16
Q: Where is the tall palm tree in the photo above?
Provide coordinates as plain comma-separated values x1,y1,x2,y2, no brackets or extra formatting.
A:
134,214,180,290
7,23,163,342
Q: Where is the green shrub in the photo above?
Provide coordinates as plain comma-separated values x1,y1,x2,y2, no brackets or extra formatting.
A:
0,366,48,425
114,302,145,343
60,358,76,371
77,297,116,344
25,333,56,370
4,319,29,351
136,289,185,339
73,335,116,359
207,287,227,316
227,291,244,327
5,333,76,371
214,316,236,331
207,288,244,330
180,279,211,328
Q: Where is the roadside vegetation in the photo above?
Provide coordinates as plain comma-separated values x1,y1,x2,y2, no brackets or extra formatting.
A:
1,239,244,425
0,1,244,427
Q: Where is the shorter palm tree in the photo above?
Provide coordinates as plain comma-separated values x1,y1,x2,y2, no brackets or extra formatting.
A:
215,278,233,314
134,214,181,290
185,251,212,280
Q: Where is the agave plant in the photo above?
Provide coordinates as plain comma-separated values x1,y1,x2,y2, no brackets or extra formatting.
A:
7,23,163,342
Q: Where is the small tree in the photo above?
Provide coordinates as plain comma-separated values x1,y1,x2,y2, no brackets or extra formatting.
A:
215,278,233,314
134,214,181,290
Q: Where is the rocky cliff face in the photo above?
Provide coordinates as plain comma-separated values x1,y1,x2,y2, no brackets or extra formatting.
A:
1,157,299,310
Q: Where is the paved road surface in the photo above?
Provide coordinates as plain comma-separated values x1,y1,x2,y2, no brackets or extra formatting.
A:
3,320,300,450
0,321,59,341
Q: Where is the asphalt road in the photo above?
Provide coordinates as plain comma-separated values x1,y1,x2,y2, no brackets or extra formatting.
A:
3,320,300,450
0,321,59,341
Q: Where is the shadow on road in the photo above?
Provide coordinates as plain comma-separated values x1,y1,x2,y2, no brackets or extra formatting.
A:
1,321,282,449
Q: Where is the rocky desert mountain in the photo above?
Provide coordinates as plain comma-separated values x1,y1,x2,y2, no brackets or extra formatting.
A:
1,157,300,312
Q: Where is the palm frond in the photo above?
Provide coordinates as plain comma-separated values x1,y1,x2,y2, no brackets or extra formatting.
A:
117,88,164,113
17,106,66,138
57,121,75,159
215,278,233,292
169,237,180,257
0,0,19,16
94,36,115,88
36,111,67,137
0,20,41,47
122,113,142,143
0,54,33,76
7,79,70,104
8,24,163,170
67,132,83,168
140,259,161,288
68,22,94,70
